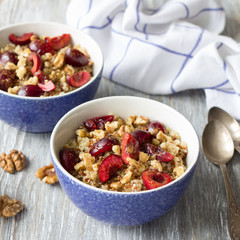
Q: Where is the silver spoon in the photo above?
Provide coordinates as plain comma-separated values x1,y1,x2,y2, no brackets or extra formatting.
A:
208,106,240,153
202,120,240,240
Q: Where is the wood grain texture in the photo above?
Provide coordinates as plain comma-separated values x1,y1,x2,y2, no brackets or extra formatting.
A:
0,0,239,239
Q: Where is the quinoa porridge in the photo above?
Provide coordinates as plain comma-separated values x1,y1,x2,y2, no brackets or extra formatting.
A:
0,32,93,97
59,114,188,192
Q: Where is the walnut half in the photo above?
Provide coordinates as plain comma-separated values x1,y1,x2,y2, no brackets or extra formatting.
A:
0,195,24,217
35,163,59,184
0,150,26,174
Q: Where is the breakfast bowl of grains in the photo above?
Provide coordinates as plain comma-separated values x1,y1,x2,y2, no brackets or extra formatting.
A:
50,96,199,225
0,22,103,132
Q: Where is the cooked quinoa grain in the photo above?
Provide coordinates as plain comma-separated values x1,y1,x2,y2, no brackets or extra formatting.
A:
0,33,94,97
60,115,188,192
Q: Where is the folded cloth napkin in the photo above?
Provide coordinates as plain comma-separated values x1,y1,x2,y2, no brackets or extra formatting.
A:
66,0,240,120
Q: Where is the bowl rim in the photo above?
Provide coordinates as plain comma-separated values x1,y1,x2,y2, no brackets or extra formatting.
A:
0,21,103,100
50,96,199,195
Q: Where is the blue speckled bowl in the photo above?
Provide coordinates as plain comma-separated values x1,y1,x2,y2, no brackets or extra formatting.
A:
50,96,199,225
0,22,103,132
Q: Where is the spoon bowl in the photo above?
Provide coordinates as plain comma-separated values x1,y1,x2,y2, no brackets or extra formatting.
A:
202,120,240,239
202,120,234,165
208,107,240,152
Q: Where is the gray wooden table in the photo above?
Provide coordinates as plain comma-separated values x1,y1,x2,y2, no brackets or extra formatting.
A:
0,0,240,239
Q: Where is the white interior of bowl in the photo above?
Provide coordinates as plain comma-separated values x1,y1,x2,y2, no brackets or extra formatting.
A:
0,22,103,99
50,96,199,194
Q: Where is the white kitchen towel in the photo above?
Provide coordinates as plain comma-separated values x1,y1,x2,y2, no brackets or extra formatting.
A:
66,0,240,120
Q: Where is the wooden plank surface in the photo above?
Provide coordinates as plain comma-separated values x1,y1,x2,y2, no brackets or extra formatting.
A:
0,0,239,239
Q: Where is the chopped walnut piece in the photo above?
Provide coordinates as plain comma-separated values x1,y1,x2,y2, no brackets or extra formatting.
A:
0,150,26,173
134,115,149,125
35,163,58,184
0,195,24,217
139,151,149,163
112,145,121,155
120,171,132,184
173,166,185,177
10,150,26,171
110,181,123,190
53,52,65,68
30,34,38,42
0,153,14,173
151,160,163,172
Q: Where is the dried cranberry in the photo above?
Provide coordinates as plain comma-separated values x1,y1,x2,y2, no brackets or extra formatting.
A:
59,148,80,172
90,136,118,157
29,39,54,55
64,48,89,67
131,130,153,146
47,34,71,50
0,69,15,91
34,70,55,92
34,70,47,84
0,51,18,66
38,80,55,92
144,143,174,162
29,52,43,74
68,71,91,88
143,143,158,155
9,32,33,45
83,115,115,131
142,170,172,189
98,154,123,183
121,132,139,164
83,119,96,131
18,84,44,97
147,121,165,135
156,151,174,162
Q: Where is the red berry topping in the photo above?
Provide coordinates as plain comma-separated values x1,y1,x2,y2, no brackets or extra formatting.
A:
59,148,80,172
121,132,140,164
29,39,54,55
0,51,18,66
47,34,71,50
98,154,123,183
147,121,165,135
29,52,43,74
9,32,33,45
34,70,55,92
64,48,89,67
34,70,47,84
131,130,153,145
144,143,174,162
38,80,55,92
156,151,174,162
142,170,172,190
0,69,15,91
68,71,91,88
18,84,44,97
83,115,115,131
90,136,118,157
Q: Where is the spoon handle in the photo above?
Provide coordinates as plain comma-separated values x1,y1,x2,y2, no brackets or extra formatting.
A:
220,164,240,240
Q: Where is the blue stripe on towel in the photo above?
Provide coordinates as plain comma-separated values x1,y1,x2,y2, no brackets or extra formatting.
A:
81,17,112,30
188,7,224,19
178,1,190,19
77,0,93,29
206,88,239,95
109,38,134,81
171,28,204,93
134,0,141,33
77,0,226,95
217,42,223,49
203,60,239,95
